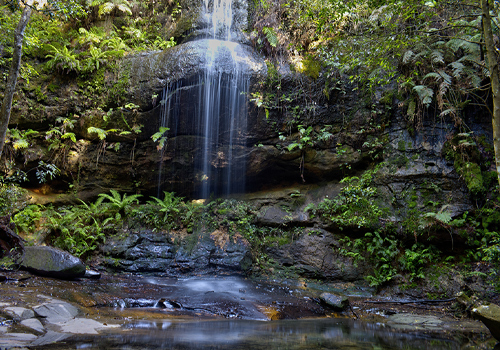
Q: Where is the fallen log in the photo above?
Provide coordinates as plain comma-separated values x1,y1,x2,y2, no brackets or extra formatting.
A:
364,298,456,304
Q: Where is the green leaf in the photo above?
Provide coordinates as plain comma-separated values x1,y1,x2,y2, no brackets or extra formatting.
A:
87,127,107,140
61,133,77,143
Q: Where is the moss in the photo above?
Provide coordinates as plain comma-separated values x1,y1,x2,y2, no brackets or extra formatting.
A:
455,160,484,194
397,140,406,152
295,56,322,79
379,90,394,105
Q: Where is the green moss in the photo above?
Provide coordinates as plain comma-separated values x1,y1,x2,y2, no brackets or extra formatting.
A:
455,160,484,194
296,56,322,79
379,90,394,105
397,140,406,152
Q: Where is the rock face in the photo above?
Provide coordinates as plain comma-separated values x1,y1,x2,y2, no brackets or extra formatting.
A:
266,228,365,281
21,246,86,279
99,230,252,274
472,303,500,341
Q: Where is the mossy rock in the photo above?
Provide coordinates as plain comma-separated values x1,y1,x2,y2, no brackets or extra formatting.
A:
455,160,484,194
295,57,322,79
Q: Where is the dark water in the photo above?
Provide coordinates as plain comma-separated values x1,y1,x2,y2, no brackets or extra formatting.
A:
33,318,465,350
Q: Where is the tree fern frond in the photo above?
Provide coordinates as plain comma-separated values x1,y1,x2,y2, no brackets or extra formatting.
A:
432,40,446,48
403,50,414,64
439,108,456,117
449,61,465,78
437,69,452,86
471,74,482,88
431,49,444,64
423,72,441,81
116,3,132,15
99,2,114,16
413,85,433,107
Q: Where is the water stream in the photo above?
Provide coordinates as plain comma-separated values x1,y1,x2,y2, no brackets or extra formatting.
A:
157,0,248,198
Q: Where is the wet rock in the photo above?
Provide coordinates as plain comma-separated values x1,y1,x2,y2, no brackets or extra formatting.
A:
320,293,349,311
0,332,38,348
33,300,79,324
4,307,35,321
83,270,101,279
30,331,70,347
20,318,45,333
267,228,365,281
472,303,500,341
57,318,119,334
388,314,445,330
100,230,252,275
21,246,86,280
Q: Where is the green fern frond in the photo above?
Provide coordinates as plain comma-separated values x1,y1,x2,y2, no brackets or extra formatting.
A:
413,85,434,107
423,72,441,81
430,50,444,64
87,127,107,140
449,61,465,78
403,50,414,64
437,69,452,86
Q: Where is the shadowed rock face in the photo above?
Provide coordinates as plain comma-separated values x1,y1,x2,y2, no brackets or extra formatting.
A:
21,246,86,279
99,230,252,275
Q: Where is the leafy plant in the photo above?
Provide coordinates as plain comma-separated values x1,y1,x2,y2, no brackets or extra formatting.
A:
308,165,385,230
98,189,142,216
82,45,125,73
88,0,132,17
152,126,169,150
45,44,81,74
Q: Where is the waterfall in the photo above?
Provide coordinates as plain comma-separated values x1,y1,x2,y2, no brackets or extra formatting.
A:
157,0,249,198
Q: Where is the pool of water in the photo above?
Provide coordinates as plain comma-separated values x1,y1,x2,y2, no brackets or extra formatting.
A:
31,318,466,350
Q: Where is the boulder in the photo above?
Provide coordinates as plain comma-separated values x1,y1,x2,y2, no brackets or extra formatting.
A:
33,300,79,324
20,318,45,333
21,246,86,279
472,303,500,341
4,307,35,321
319,292,349,311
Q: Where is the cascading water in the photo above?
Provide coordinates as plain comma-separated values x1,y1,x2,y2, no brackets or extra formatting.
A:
157,0,249,198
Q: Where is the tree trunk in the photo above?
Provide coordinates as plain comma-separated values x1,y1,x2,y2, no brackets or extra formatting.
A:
0,1,33,159
482,0,500,189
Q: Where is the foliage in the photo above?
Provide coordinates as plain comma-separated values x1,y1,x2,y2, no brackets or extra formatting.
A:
45,44,81,74
152,126,169,150
97,189,142,215
0,180,28,216
88,0,132,18
307,164,384,230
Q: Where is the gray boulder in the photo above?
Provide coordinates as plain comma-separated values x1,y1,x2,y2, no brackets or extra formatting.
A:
21,246,86,279
33,300,79,324
319,292,349,311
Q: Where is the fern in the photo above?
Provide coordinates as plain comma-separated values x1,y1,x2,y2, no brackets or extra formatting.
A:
98,189,142,214
413,85,433,107
88,127,107,140
449,61,465,78
152,126,169,150
430,49,444,64
403,50,414,64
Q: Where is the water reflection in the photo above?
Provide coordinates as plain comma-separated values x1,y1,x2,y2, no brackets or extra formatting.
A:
39,318,461,350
